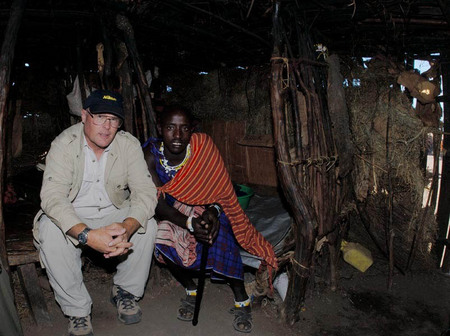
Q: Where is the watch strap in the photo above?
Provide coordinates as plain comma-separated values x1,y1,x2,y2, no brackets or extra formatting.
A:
77,227,91,245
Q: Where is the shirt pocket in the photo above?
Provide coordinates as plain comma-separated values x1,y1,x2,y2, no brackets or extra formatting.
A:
108,173,129,201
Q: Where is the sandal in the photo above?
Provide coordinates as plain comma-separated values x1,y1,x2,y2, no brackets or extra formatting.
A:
177,295,196,321
229,306,253,333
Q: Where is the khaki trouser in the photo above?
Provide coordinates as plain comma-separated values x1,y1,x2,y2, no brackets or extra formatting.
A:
35,208,157,317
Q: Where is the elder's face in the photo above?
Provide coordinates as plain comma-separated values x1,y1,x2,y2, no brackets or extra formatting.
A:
81,109,119,151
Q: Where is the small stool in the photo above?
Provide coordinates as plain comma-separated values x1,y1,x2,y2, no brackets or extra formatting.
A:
7,233,52,327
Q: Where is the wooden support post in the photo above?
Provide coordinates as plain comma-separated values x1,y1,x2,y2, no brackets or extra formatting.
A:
326,54,355,178
76,22,87,102
441,214,450,273
270,2,348,325
99,14,113,89
17,264,52,326
388,230,395,290
116,14,157,138
115,41,136,135
0,0,27,271
436,58,450,268
270,58,317,326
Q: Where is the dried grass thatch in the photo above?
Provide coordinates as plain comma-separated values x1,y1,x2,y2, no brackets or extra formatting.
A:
163,66,272,135
343,56,438,269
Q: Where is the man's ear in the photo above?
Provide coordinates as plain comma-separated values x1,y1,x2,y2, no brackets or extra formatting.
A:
156,124,162,135
81,109,87,123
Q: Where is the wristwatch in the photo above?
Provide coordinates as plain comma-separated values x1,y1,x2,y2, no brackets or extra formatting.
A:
77,227,91,245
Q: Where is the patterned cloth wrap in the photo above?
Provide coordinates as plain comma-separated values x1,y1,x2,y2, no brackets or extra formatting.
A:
145,138,245,280
143,133,277,281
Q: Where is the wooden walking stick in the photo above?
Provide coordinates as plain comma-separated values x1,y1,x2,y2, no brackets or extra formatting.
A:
192,243,209,326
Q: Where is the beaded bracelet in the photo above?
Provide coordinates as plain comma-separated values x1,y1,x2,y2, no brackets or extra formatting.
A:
186,216,194,233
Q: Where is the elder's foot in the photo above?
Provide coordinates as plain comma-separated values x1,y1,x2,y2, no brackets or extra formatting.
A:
229,306,253,333
177,294,196,321
68,315,93,336
110,285,142,325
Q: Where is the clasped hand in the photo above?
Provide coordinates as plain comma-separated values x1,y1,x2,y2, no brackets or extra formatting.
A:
86,223,133,258
192,207,220,245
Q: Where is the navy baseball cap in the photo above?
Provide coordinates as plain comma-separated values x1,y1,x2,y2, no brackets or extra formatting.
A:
83,90,124,120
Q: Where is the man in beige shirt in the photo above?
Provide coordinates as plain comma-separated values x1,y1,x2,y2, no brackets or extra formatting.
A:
34,90,158,336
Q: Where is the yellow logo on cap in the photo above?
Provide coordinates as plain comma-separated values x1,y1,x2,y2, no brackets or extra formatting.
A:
102,95,117,102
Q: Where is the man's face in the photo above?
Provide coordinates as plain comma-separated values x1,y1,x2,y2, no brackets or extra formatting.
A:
158,111,193,157
81,109,119,151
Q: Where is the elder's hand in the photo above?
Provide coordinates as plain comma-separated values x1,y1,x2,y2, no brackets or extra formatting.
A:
192,207,220,245
84,224,130,255
102,222,134,258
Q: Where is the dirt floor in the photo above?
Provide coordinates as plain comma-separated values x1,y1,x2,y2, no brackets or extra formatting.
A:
5,178,450,336
11,253,450,336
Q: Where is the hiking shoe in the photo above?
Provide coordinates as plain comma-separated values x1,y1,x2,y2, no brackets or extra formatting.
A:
110,285,142,325
68,315,93,336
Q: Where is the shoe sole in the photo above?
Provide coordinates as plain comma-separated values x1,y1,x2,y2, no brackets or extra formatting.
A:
110,296,142,325
118,311,142,325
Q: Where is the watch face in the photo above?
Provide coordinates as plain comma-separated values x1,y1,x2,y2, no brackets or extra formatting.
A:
78,229,89,245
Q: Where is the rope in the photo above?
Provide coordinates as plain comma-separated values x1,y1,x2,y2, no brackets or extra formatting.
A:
270,56,290,89
278,155,338,171
289,255,310,277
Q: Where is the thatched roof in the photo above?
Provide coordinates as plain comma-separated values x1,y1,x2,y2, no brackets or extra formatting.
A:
0,0,448,75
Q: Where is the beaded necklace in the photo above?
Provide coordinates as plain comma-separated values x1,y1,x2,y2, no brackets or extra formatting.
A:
159,142,191,177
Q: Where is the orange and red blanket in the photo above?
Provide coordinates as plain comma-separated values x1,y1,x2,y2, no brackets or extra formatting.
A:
158,133,278,271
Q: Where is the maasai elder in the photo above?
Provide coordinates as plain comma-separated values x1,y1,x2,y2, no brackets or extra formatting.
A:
143,105,277,333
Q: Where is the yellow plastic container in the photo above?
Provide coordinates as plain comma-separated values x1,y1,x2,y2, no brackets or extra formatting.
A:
340,240,373,272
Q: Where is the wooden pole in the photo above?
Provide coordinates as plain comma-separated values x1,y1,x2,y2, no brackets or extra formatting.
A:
270,7,320,319
388,230,395,290
441,216,450,273
115,41,135,135
75,22,87,102
135,82,149,140
99,14,113,89
326,54,355,178
270,2,350,324
116,14,157,138
436,58,450,269
325,54,355,289
0,0,27,271
270,59,317,325
385,88,394,275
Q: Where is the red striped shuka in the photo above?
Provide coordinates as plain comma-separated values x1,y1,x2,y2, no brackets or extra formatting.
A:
158,133,278,273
